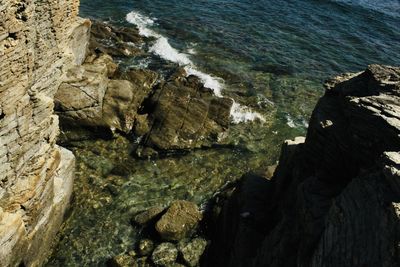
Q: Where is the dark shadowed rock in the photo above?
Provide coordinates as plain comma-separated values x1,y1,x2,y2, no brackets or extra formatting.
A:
155,200,203,241
133,206,165,226
138,239,155,256
206,65,400,267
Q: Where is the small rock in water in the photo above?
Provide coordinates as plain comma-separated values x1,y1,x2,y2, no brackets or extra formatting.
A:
155,200,203,241
178,238,208,267
133,206,165,226
151,242,178,266
138,239,155,256
107,254,136,267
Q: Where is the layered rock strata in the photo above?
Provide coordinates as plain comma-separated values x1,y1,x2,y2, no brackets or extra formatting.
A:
0,0,89,266
206,65,400,267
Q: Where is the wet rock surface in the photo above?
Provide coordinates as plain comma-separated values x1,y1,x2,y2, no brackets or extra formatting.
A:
136,71,233,156
138,239,155,256
89,20,145,57
134,206,165,226
108,253,137,267
206,65,400,267
155,200,203,241
178,238,208,267
151,242,178,266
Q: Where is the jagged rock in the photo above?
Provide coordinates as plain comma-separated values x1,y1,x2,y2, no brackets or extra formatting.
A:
151,242,178,266
206,65,400,267
178,238,208,267
136,71,233,156
138,239,155,256
155,200,203,241
133,206,165,226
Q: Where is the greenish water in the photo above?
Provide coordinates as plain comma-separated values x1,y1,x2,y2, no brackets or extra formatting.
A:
46,0,400,265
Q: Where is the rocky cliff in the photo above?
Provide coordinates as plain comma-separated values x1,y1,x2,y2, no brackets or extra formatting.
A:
206,65,400,267
0,0,90,266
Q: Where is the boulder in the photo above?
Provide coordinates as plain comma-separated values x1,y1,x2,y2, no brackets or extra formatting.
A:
102,79,138,133
136,70,233,156
55,62,109,127
151,242,178,266
155,200,203,241
56,58,159,135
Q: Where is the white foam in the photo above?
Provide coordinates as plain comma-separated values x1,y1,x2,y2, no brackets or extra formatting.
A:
185,67,224,97
187,48,197,55
126,11,156,37
286,115,296,128
126,11,265,124
230,101,265,124
150,36,192,65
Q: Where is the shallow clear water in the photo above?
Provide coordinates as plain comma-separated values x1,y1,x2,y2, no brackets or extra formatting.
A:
47,0,400,265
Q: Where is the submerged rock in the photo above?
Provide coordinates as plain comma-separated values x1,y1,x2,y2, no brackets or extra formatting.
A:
133,206,165,226
155,200,203,241
151,242,178,266
89,20,144,57
108,254,136,267
178,238,208,267
138,239,155,256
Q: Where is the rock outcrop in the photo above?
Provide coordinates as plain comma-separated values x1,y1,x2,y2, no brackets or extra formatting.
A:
0,0,89,266
55,21,233,156
135,71,233,157
206,65,400,267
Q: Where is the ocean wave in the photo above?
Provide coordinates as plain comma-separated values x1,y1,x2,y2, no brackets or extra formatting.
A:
126,10,264,124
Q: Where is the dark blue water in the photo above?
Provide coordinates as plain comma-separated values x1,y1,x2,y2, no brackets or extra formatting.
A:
80,0,400,81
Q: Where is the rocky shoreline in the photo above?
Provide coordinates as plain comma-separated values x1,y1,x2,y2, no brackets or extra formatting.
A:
1,0,399,267
56,21,235,158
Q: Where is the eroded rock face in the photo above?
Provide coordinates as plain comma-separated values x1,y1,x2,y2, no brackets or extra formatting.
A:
136,71,233,157
0,0,86,266
155,200,203,241
207,65,400,267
